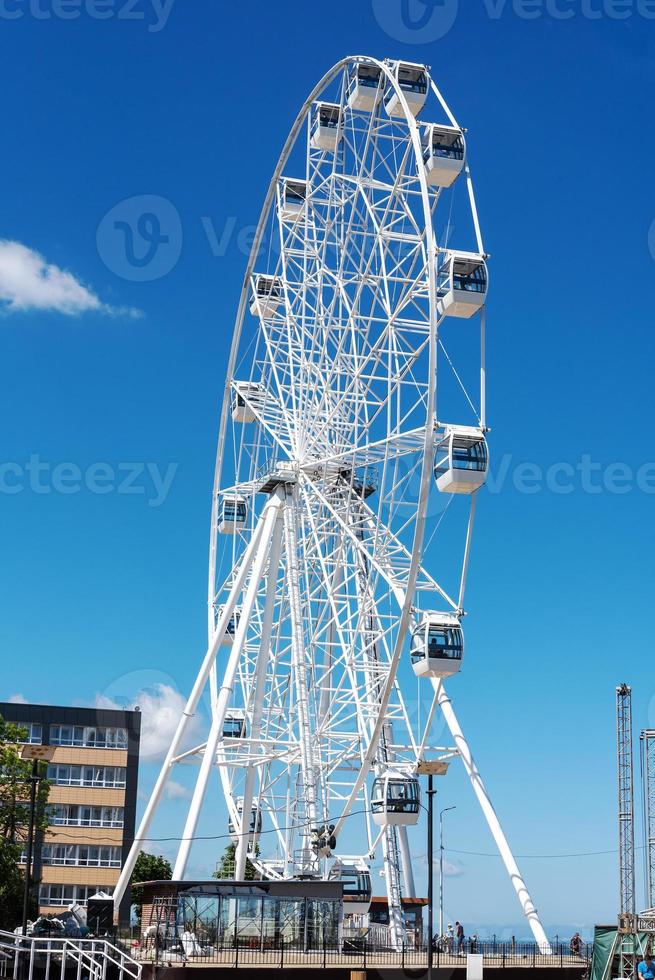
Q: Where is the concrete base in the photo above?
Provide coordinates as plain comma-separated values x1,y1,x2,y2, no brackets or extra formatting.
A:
142,966,587,980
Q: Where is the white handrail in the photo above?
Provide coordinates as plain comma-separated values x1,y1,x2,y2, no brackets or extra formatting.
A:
0,931,141,980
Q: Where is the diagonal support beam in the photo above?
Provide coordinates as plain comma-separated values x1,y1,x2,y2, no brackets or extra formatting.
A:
234,508,285,880
173,491,285,879
433,679,552,953
112,494,276,910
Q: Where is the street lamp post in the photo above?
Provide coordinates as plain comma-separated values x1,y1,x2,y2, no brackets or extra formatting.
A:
20,758,39,943
439,806,456,940
417,759,449,980
427,776,436,980
19,743,55,976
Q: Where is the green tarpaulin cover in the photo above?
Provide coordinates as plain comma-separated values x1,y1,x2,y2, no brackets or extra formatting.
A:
591,926,653,980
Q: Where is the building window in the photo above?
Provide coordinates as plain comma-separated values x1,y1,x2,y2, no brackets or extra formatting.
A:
39,844,122,868
46,764,126,788
16,722,43,745
39,885,114,907
49,725,128,749
49,804,124,828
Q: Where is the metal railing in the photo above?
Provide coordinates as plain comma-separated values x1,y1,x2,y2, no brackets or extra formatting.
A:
121,934,593,970
0,931,141,980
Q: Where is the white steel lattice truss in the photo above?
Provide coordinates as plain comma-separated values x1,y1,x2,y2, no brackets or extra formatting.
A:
113,55,550,953
642,730,655,912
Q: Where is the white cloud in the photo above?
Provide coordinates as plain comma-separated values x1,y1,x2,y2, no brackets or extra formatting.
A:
412,851,464,877
165,780,192,801
0,240,140,317
95,682,202,762
7,693,28,704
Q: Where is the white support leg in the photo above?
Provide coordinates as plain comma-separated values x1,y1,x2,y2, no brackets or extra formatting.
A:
458,494,477,612
283,487,318,869
480,306,486,431
381,825,406,951
173,493,284,880
433,680,552,953
234,508,285,880
397,825,416,897
112,511,270,911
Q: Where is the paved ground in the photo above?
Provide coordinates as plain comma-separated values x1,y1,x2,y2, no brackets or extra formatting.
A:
133,949,591,970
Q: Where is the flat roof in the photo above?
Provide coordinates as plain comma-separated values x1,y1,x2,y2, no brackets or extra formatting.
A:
135,879,344,899
0,701,142,730
371,895,428,906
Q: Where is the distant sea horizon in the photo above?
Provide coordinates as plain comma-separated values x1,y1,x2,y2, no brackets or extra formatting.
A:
445,924,599,944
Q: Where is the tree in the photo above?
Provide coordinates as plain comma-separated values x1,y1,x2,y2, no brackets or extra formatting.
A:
213,843,260,881
130,852,172,924
0,842,26,929
0,716,50,929
0,717,50,844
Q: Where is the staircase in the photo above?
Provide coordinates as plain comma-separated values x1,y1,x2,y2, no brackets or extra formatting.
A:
0,930,141,980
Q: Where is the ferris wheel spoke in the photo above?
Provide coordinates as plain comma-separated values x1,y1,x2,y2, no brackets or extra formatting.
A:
301,475,456,608
302,164,425,452
281,486,321,870
233,507,284,879
299,118,424,434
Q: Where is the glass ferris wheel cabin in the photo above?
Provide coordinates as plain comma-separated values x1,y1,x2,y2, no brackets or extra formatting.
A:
222,710,246,740
228,798,262,845
371,773,420,827
231,381,264,423
434,426,489,494
249,274,283,319
422,123,466,188
384,61,429,118
218,494,247,534
278,177,308,221
310,102,342,152
218,605,241,646
347,62,383,112
328,859,372,916
410,613,464,678
437,252,488,319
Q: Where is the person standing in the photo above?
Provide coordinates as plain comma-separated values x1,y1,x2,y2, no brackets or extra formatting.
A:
456,921,465,954
638,954,655,980
447,923,454,953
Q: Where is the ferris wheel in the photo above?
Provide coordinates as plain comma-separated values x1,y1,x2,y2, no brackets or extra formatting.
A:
114,55,550,953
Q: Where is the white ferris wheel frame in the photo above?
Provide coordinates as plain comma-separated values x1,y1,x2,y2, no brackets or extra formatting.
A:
112,55,551,954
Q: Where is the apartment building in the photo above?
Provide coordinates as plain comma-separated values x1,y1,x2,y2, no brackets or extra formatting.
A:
0,701,141,925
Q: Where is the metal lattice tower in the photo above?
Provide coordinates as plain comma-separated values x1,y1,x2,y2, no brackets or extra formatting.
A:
617,683,637,979
641,730,655,911
618,684,636,918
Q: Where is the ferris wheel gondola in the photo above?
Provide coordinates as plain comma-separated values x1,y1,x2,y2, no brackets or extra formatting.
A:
278,177,307,221
383,60,428,117
422,123,466,188
371,773,421,826
437,251,488,318
347,61,383,111
410,613,464,678
329,858,372,916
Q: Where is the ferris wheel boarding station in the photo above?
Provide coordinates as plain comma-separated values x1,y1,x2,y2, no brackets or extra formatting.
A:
112,56,550,953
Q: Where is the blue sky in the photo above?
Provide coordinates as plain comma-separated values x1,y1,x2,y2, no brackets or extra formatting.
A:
1,0,655,938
